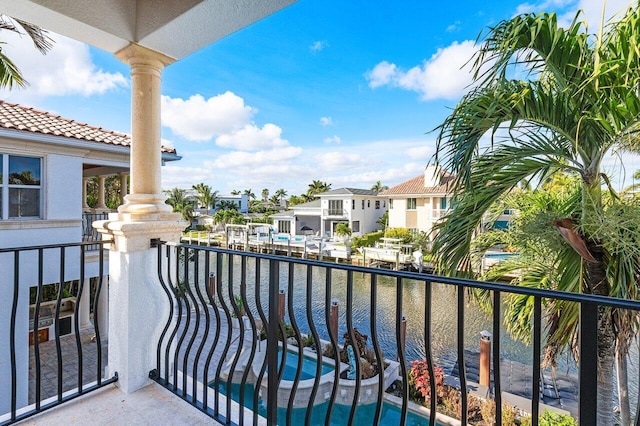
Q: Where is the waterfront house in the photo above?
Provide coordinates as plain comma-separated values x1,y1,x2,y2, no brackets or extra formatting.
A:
381,165,454,236
271,188,386,238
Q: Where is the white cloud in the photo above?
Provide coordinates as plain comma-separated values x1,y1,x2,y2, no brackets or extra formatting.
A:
310,40,328,52
323,135,341,144
515,0,633,30
336,163,425,187
161,164,217,188
366,40,477,100
161,138,175,149
319,116,333,126
161,92,255,141
211,146,303,169
446,20,461,32
0,31,127,103
366,61,398,89
317,152,364,171
216,123,289,151
405,145,434,160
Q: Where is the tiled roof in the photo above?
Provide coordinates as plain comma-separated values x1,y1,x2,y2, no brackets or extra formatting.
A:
0,100,176,154
381,173,455,196
318,188,378,196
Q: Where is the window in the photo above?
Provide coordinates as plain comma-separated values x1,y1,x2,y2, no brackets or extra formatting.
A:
352,221,360,233
278,220,291,234
440,197,448,210
352,199,355,210
389,199,393,209
367,200,370,208
407,198,417,210
375,200,380,209
328,200,343,215
361,200,365,210
383,201,386,208
1,155,42,219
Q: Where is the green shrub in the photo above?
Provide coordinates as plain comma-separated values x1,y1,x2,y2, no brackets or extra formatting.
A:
194,224,207,231
352,231,384,249
520,410,577,426
384,227,412,243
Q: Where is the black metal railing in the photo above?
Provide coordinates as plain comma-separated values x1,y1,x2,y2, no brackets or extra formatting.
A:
152,241,640,426
0,241,117,426
82,212,109,250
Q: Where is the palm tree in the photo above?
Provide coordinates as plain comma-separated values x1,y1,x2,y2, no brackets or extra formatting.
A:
275,188,288,204
230,189,240,196
0,15,53,88
261,188,269,202
306,180,331,199
192,182,218,211
243,188,256,200
268,194,280,205
164,187,193,222
432,8,640,422
371,180,388,193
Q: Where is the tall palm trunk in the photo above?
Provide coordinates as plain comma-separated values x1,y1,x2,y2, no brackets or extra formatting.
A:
582,178,616,424
585,244,615,425
616,347,630,426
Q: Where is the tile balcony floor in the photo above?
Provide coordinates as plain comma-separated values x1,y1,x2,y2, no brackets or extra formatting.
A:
16,382,214,425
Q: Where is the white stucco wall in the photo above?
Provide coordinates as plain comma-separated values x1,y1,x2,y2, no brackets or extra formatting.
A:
47,154,82,220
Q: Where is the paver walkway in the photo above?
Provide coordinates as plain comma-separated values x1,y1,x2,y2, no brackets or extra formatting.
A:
28,328,108,404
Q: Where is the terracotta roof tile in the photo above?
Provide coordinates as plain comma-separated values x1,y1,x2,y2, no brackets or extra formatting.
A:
381,172,455,196
0,100,176,154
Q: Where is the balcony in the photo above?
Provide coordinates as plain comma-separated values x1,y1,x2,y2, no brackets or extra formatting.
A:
429,209,449,220
2,240,638,425
323,209,348,218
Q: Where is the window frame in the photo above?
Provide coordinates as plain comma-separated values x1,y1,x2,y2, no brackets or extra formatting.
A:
1,154,43,220
407,198,417,210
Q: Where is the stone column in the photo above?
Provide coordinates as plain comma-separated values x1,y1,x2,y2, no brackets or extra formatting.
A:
116,43,174,216
93,43,186,394
96,176,107,210
82,178,89,210
119,172,128,205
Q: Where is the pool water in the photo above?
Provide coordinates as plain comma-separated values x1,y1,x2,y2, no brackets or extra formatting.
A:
216,382,437,426
277,347,334,381
484,252,519,260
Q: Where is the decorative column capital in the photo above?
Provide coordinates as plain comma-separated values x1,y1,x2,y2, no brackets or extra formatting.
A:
115,43,175,70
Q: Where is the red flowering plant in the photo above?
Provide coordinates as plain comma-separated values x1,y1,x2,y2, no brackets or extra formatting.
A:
408,360,445,405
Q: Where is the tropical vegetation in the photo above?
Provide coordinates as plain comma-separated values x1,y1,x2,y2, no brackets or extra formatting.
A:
164,187,194,222
432,6,640,422
0,15,53,88
192,182,218,211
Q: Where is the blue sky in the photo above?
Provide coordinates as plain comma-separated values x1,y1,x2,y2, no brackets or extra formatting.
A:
1,0,637,195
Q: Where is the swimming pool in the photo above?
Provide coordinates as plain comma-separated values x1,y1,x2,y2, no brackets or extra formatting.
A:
484,252,519,261
277,347,334,381
216,382,439,425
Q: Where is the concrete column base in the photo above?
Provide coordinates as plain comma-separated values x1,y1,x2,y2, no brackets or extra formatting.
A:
94,213,186,393
118,193,173,216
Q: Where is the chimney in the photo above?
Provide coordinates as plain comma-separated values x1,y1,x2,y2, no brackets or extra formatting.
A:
424,165,441,187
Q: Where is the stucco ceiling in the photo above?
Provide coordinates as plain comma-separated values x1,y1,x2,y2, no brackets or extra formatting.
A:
0,0,295,61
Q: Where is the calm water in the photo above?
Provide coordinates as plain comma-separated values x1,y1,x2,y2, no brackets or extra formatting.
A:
189,253,550,371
